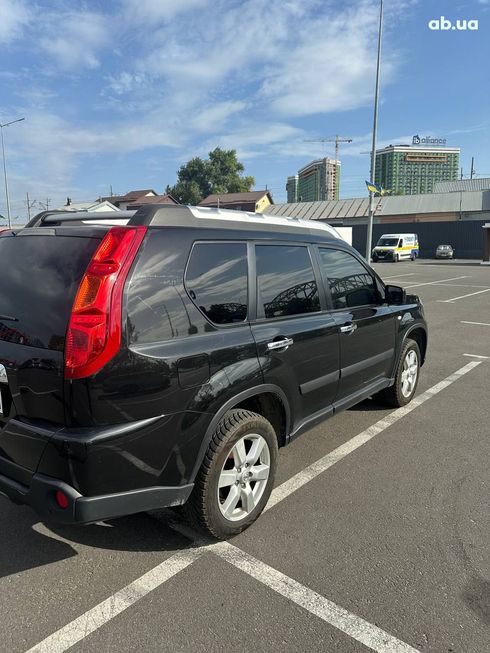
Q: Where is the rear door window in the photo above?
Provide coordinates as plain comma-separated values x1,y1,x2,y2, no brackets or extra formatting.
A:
0,234,100,350
255,245,320,319
185,242,248,324
318,248,379,309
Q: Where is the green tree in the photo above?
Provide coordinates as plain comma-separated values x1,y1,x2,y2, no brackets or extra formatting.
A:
166,147,254,204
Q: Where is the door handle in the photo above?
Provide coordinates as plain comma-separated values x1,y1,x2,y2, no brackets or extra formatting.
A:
340,323,357,334
267,337,294,351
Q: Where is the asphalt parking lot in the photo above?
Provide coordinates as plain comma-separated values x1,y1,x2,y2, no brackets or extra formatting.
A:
1,259,489,653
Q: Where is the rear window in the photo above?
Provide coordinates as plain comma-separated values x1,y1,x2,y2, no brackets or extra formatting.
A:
185,242,248,324
0,234,100,350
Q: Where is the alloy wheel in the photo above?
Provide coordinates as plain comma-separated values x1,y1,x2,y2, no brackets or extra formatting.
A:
217,434,271,522
401,349,418,398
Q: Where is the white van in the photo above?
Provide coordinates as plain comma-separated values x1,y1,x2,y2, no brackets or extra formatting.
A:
372,233,419,262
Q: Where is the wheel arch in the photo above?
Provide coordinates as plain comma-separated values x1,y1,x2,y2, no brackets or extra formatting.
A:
189,384,291,483
404,325,427,366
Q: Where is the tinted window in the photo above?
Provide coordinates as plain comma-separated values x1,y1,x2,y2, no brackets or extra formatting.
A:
0,234,100,350
256,245,320,319
318,249,379,309
126,231,217,344
185,243,248,324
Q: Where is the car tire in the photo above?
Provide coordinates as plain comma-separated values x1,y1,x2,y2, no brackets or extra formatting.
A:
184,409,278,539
393,253,399,263
377,338,420,408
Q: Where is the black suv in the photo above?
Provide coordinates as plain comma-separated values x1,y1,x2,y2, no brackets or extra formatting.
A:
0,205,427,538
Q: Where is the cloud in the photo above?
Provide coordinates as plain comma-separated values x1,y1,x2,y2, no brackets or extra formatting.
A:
260,3,395,116
0,0,30,43
39,11,110,70
121,0,208,23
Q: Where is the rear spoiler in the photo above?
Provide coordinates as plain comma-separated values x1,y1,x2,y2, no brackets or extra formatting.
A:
26,210,137,228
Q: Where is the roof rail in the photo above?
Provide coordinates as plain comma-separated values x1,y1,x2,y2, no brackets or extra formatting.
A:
128,203,342,239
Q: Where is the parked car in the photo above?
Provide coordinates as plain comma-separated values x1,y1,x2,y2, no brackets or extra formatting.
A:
0,206,428,538
435,244,454,259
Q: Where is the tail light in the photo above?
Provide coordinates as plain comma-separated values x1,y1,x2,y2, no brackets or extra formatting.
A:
64,226,147,379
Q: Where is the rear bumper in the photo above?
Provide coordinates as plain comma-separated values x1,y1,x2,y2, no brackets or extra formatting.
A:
0,470,193,524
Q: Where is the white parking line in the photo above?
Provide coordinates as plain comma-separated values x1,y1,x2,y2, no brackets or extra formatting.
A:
24,548,203,653
265,360,480,512
214,542,420,653
381,273,417,279
463,353,490,359
24,361,482,653
437,288,490,303
461,321,490,327
404,275,467,289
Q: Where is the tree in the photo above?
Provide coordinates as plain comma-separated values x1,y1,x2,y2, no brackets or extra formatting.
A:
166,147,254,204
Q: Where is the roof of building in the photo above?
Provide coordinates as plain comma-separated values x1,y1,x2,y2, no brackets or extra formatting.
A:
298,158,340,175
265,190,487,221
198,190,273,206
129,194,178,208
433,178,490,193
376,144,460,154
55,200,120,212
99,189,157,203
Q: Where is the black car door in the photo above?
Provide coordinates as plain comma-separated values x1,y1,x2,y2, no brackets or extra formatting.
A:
316,247,396,405
250,243,340,430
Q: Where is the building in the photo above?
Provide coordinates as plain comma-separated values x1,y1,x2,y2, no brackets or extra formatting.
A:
433,178,490,193
99,189,158,210
286,175,299,203
56,199,120,212
265,190,490,259
129,194,178,209
287,158,340,202
375,144,460,195
198,190,273,213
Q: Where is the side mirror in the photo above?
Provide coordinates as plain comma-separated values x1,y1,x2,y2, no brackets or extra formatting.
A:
385,284,406,305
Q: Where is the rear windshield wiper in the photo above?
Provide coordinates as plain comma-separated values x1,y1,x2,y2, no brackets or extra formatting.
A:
0,314,19,322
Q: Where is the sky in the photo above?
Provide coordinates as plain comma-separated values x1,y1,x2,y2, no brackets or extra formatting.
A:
1,0,489,221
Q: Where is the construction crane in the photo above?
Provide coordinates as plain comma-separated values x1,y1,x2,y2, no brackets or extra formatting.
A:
303,134,353,162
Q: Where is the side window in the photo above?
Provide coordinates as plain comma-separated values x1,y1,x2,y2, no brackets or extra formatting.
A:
255,245,320,319
318,248,379,309
185,242,248,324
399,239,403,247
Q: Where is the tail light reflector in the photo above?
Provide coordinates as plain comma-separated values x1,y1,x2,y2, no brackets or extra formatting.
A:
64,226,147,379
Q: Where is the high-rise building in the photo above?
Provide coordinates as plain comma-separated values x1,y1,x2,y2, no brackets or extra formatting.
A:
375,144,460,195
286,158,341,202
286,175,299,203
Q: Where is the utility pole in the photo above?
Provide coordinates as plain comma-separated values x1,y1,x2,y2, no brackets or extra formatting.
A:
0,117,25,229
365,0,383,261
39,198,51,211
460,167,463,180
470,157,475,180
25,192,36,220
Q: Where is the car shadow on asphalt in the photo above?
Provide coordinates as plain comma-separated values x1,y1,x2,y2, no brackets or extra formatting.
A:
0,500,188,578
347,398,391,412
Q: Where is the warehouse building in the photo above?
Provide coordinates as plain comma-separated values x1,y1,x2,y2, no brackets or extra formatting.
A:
265,190,490,259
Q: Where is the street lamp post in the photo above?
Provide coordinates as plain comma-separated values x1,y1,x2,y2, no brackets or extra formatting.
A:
365,0,383,261
0,117,25,229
